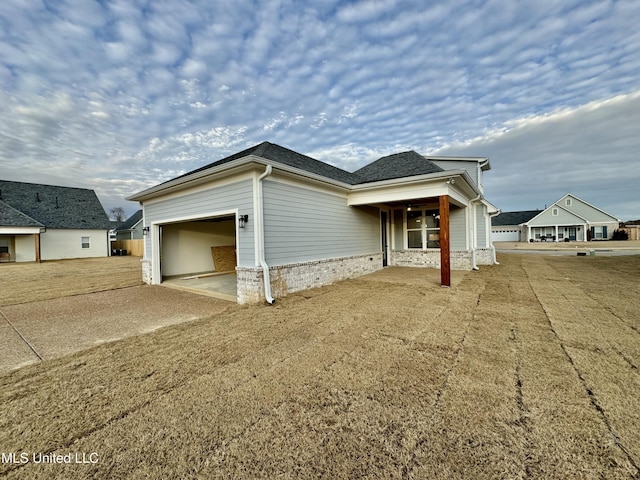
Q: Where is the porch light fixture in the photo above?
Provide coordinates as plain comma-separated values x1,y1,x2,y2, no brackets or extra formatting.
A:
142,226,150,236
446,178,456,185
238,214,249,229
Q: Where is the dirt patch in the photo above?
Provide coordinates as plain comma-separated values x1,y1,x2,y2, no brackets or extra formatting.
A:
0,254,638,478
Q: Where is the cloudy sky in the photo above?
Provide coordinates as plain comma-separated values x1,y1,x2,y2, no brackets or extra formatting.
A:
1,0,639,220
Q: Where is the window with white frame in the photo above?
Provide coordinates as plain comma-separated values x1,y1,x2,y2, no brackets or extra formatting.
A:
407,209,440,249
81,236,90,249
552,208,559,216
566,198,572,206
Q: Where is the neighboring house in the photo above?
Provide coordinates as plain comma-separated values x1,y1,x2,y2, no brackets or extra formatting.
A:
114,210,143,240
0,180,112,262
128,141,499,304
493,194,620,243
491,210,542,242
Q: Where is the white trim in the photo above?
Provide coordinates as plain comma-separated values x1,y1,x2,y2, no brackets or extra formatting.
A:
150,208,239,285
0,226,42,234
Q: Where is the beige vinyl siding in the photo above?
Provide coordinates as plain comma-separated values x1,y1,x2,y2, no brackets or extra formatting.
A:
143,179,255,267
40,229,109,260
262,179,380,265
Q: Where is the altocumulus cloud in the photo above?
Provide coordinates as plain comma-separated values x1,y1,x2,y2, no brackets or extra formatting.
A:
0,0,639,220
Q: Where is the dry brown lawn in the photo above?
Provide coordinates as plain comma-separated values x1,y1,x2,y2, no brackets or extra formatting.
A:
0,256,142,307
0,253,639,479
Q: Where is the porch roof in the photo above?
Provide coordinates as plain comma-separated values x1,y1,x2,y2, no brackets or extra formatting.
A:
0,200,44,228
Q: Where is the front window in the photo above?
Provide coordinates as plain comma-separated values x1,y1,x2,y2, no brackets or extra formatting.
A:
81,236,90,249
407,209,440,249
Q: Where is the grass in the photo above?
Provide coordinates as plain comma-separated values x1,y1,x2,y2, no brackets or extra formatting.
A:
0,254,638,478
0,256,142,307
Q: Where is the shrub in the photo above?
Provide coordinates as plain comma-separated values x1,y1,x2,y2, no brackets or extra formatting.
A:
612,229,629,240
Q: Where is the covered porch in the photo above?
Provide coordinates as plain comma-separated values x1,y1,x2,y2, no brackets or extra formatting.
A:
0,228,43,263
348,171,495,287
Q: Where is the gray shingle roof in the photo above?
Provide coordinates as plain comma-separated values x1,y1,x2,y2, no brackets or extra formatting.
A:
115,209,143,231
492,210,542,226
0,180,111,229
0,200,44,227
353,151,444,183
173,141,362,185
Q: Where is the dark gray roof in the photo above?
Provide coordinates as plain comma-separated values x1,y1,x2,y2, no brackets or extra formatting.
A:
0,200,44,227
115,209,143,231
354,151,444,183
142,142,469,198
492,210,542,226
0,180,111,229
173,141,362,185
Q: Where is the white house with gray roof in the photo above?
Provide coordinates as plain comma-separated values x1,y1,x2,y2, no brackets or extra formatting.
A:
128,142,499,304
0,180,112,262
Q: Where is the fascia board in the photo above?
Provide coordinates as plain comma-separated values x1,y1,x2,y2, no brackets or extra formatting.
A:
350,169,480,196
0,226,43,234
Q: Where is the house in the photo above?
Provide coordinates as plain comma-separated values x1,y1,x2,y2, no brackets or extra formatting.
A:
491,210,542,242
127,142,499,304
114,210,143,240
492,194,620,243
0,180,112,262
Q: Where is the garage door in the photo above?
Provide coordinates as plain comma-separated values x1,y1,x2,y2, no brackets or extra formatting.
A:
492,228,520,242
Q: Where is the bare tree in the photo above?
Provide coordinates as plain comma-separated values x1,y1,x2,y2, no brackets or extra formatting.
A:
110,207,126,222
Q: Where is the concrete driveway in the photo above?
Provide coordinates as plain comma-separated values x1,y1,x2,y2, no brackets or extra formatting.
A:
0,285,232,374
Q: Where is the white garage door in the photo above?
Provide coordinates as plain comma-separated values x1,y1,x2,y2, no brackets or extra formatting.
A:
492,228,520,242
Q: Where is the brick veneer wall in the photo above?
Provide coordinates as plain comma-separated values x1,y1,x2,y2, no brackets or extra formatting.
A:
236,253,383,304
141,259,152,284
390,249,473,270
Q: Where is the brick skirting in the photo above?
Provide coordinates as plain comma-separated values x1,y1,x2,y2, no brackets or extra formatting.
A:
236,253,383,304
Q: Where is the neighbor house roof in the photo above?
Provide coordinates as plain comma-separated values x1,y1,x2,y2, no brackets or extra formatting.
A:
0,180,111,229
492,210,542,226
115,210,143,232
0,200,44,227
354,151,444,183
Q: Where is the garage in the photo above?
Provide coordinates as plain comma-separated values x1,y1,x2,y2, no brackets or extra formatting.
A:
491,228,521,242
157,214,239,301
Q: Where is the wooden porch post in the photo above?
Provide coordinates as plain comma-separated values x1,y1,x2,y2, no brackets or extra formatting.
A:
34,233,41,263
439,195,450,287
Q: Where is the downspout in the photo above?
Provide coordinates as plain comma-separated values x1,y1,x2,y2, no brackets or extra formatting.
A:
470,193,482,270
489,208,502,265
257,165,275,304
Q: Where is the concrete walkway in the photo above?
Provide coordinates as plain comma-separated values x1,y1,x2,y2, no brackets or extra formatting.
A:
0,285,232,374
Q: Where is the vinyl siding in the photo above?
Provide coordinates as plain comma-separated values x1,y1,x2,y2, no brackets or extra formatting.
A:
560,196,618,222
393,208,404,249
430,160,479,186
476,204,487,248
450,208,467,250
262,179,380,265
143,179,255,267
40,229,109,260
528,208,584,226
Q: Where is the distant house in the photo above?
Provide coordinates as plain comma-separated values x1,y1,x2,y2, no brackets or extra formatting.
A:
492,194,620,243
128,141,499,304
0,180,112,262
491,210,542,242
114,210,143,240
